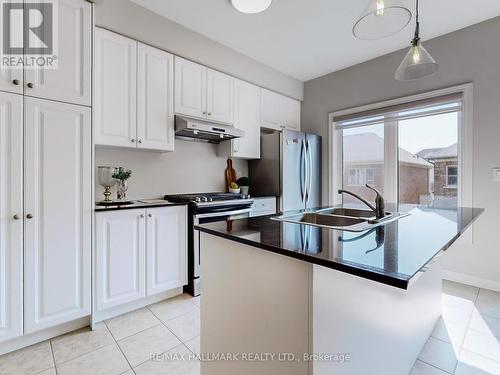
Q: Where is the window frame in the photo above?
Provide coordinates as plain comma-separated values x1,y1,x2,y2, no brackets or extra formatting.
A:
328,83,474,241
445,165,458,188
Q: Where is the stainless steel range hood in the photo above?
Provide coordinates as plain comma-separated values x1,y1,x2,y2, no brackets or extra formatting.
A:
175,116,244,143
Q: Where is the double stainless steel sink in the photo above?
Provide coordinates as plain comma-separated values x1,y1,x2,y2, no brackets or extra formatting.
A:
272,207,409,232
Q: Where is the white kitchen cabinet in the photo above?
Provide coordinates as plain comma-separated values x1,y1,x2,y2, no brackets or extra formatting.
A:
95,209,146,312
146,206,187,296
260,88,282,130
95,29,175,152
0,92,23,343
250,197,277,217
281,95,301,130
23,97,91,334
174,57,234,125
206,69,234,124
260,88,301,131
95,28,137,147
219,79,260,159
137,43,175,151
174,57,207,119
24,0,92,106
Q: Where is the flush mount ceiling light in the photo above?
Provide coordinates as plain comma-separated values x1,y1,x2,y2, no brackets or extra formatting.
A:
353,0,412,40
395,0,438,81
230,0,272,14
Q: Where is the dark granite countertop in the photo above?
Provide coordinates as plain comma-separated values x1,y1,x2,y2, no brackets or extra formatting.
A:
195,205,483,289
95,200,187,212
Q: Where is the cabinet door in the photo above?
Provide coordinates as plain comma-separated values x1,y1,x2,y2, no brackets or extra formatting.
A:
174,57,207,119
95,209,146,311
95,28,137,147
24,97,91,334
232,79,260,159
0,93,23,342
146,206,187,296
260,88,282,130
137,43,174,151
24,0,91,106
206,69,233,124
282,96,301,130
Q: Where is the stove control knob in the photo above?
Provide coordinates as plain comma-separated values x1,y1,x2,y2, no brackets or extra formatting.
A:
195,197,202,203
208,197,213,202
202,197,208,202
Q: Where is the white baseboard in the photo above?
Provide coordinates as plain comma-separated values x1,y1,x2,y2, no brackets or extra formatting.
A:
91,287,183,325
0,316,90,356
443,270,500,292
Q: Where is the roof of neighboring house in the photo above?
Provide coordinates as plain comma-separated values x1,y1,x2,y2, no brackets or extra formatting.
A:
343,133,433,168
416,143,458,160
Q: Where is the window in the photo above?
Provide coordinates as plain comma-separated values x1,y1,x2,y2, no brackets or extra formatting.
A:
332,88,470,210
446,166,458,188
342,124,384,205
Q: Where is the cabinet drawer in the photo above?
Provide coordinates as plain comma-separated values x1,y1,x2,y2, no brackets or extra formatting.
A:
250,197,277,217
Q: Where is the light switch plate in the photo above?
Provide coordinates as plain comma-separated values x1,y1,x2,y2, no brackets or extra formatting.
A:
493,168,500,182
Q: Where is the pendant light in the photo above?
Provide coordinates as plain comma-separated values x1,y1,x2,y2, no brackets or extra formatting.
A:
395,0,438,81
353,0,412,40
230,0,272,14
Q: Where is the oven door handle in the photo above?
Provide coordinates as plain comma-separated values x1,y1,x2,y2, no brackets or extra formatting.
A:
194,208,252,219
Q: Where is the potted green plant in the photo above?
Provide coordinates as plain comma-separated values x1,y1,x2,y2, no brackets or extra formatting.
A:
236,177,250,195
112,167,132,201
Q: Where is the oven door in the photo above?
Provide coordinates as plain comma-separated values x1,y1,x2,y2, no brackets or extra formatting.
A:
193,208,252,279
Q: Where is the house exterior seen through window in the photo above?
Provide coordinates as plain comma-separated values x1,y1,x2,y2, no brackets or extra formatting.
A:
337,95,461,210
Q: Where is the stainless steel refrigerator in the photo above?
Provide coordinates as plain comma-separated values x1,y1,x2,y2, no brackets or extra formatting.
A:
249,129,321,212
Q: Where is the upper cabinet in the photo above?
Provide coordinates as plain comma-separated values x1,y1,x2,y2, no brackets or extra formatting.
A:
95,28,137,148
260,88,301,131
24,0,92,106
137,44,175,151
206,69,234,124
95,28,174,152
175,57,234,125
219,79,260,159
174,57,207,119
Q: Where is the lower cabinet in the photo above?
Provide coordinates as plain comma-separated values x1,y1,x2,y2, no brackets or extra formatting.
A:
94,206,187,316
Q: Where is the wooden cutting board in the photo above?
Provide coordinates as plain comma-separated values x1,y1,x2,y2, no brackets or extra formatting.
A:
225,158,236,191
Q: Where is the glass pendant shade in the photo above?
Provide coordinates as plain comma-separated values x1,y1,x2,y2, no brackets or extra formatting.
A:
394,40,438,81
230,0,272,14
353,0,412,40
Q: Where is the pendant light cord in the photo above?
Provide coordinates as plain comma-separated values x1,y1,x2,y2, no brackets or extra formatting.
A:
412,0,420,46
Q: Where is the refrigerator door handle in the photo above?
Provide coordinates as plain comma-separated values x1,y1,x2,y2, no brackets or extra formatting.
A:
305,138,313,206
301,139,308,206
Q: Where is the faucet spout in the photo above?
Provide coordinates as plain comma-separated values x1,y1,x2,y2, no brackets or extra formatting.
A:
338,184,386,220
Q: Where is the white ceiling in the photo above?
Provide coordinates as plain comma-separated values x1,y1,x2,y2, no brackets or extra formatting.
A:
131,0,500,81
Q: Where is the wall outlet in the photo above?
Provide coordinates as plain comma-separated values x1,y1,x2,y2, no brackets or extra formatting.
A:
493,168,500,182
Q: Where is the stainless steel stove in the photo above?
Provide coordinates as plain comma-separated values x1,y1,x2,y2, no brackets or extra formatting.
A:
165,192,254,296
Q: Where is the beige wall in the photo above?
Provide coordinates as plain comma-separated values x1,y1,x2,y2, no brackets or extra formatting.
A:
94,0,303,199
302,17,500,287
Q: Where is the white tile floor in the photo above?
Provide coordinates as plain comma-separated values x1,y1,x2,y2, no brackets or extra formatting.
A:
1,282,500,375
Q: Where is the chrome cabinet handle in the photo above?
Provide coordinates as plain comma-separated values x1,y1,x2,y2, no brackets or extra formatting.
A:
131,139,135,143
140,214,145,218
27,82,34,88
138,139,142,144
12,79,19,85
148,213,152,218
26,213,33,219
207,112,212,116
202,111,206,115
13,214,20,220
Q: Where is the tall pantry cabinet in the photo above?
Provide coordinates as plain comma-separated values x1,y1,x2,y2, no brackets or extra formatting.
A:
0,0,92,349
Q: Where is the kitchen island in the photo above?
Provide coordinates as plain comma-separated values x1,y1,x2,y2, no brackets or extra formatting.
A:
195,205,483,375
